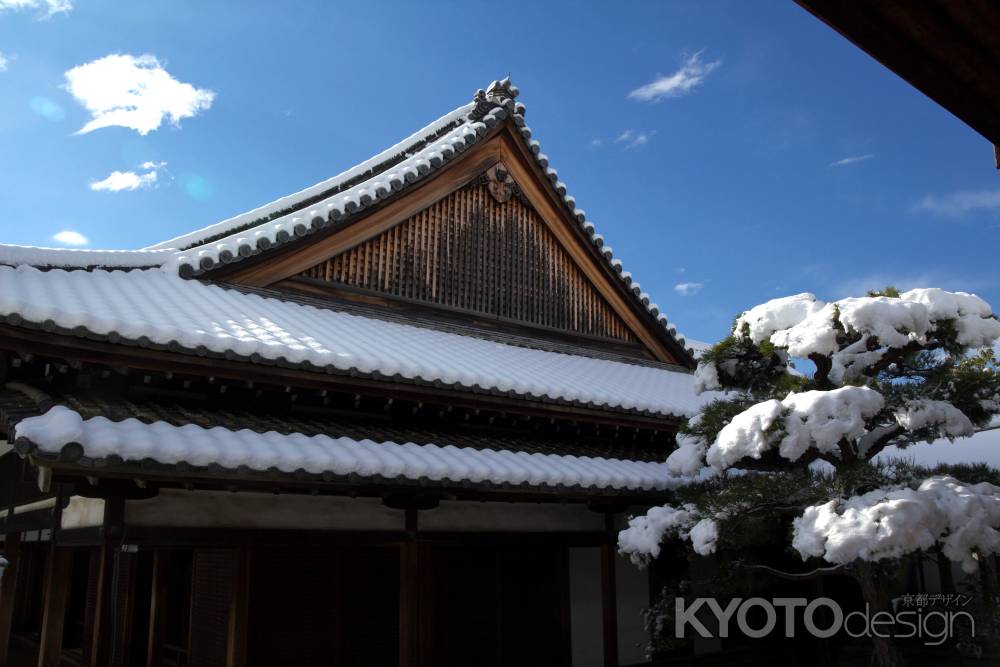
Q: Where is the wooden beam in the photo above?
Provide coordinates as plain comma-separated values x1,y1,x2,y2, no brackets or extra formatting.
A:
0,532,21,666
600,514,619,667
37,547,73,667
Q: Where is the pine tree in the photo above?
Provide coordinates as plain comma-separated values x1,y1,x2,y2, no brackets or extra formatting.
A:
620,288,1000,666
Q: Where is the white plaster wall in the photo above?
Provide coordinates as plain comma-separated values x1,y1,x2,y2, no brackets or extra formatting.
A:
61,497,105,529
616,551,650,666
569,547,603,667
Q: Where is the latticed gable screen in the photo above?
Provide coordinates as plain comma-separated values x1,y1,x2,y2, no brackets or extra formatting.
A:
299,176,636,342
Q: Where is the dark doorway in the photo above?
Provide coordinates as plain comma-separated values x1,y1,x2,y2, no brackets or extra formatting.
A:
428,544,570,667
246,545,400,667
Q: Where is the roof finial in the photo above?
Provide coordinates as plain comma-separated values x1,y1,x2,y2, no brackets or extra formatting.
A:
469,76,519,120
485,76,518,106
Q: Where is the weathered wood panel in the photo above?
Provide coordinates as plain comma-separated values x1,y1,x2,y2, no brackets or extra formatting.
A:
188,548,236,667
300,174,636,342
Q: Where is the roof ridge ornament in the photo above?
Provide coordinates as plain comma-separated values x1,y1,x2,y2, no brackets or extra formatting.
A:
469,76,520,121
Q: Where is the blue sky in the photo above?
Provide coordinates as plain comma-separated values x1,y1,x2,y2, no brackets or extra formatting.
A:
0,0,998,347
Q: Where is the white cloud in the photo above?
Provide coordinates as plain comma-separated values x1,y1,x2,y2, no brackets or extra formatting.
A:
90,161,166,192
628,50,721,102
52,230,88,246
674,282,704,296
64,54,215,135
913,189,1000,217
614,129,655,149
0,0,71,18
590,138,602,147
0,52,8,72
830,154,873,167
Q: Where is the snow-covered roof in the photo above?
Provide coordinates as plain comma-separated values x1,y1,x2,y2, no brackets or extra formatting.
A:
14,406,692,493
0,244,172,270
0,77,695,360
0,264,704,418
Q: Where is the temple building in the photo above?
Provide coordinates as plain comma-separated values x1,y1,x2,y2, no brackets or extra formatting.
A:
0,78,702,667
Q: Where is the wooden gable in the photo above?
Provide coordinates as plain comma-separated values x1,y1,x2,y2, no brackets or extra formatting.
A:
216,124,684,365
296,165,637,343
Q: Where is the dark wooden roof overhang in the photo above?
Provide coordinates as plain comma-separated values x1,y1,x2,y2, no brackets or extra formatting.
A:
14,445,673,508
1,387,676,508
796,0,1000,152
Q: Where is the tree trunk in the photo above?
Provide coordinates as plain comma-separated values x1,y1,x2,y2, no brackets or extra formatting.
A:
852,561,906,667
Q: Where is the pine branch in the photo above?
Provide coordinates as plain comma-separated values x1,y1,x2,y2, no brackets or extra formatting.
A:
837,437,857,464
810,353,834,390
746,563,846,581
861,425,906,461
865,339,942,379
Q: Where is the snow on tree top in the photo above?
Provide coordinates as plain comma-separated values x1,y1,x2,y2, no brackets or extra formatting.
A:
731,288,1000,384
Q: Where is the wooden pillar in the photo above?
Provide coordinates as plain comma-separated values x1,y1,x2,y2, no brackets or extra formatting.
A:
109,550,137,667
600,513,619,667
400,507,420,667
146,550,167,667
38,547,73,667
0,532,22,665
89,495,124,667
226,546,250,667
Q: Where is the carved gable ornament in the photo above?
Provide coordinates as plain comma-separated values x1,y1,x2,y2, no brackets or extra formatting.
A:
486,161,515,203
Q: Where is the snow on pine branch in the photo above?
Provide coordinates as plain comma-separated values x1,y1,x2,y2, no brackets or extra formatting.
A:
669,391,981,475
667,429,709,476
702,386,884,471
893,399,974,438
618,503,718,566
792,476,1000,573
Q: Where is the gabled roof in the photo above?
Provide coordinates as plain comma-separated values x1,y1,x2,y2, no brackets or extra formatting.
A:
146,101,479,253
0,78,697,363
